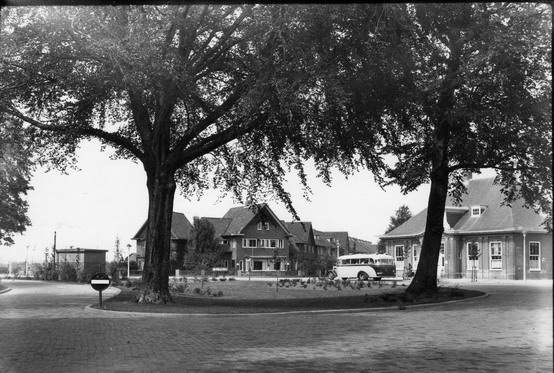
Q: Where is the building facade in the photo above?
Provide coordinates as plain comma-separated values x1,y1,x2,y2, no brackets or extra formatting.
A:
208,204,295,274
381,177,552,280
130,204,355,276
55,248,108,279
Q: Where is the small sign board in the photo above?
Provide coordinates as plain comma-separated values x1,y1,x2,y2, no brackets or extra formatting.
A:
90,272,111,292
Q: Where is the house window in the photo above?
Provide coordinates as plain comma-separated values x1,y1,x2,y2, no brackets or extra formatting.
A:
412,245,419,262
529,242,541,271
257,222,270,230
258,239,283,248
467,242,480,269
471,207,481,216
253,261,263,270
490,242,502,270
243,239,258,248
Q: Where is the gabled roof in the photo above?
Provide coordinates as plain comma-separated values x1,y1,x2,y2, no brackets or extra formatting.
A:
315,236,335,249
204,217,233,238
381,208,428,238
286,221,315,245
219,203,292,237
132,212,193,240
382,177,549,238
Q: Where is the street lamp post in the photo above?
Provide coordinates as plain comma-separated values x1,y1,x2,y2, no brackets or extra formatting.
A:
127,244,131,278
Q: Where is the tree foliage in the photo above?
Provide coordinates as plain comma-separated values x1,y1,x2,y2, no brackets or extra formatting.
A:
385,205,413,234
0,116,34,246
184,217,223,272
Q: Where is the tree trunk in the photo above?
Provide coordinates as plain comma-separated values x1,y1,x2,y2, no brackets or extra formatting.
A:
405,167,449,297
405,28,460,297
134,169,176,304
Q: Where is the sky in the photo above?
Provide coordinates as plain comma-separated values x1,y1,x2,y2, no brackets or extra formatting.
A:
0,138,439,264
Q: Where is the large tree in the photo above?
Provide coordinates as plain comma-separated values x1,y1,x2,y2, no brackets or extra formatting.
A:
343,3,552,296
0,116,34,246
0,5,385,302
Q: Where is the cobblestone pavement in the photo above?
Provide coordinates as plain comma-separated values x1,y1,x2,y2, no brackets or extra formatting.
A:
0,279,551,372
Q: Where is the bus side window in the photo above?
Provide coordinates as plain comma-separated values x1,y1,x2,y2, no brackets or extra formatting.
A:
369,258,374,264
351,259,359,265
360,258,368,264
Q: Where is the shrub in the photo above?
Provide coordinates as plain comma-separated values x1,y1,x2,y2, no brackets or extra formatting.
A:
170,278,188,294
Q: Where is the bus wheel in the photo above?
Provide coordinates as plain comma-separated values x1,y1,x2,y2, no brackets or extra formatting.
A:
358,272,369,281
327,271,336,280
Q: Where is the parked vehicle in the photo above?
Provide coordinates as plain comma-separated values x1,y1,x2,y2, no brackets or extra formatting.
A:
327,253,397,281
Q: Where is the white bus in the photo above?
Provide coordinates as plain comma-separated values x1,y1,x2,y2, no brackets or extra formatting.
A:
328,253,397,281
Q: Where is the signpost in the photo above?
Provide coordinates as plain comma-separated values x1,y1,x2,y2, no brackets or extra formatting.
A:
245,256,251,281
90,272,111,308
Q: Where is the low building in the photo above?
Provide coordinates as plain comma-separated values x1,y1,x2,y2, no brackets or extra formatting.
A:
55,247,108,278
380,177,552,280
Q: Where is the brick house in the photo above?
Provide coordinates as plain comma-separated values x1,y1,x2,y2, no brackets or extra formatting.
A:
314,230,350,256
381,177,552,280
286,221,339,275
55,247,107,278
286,221,317,265
132,212,193,271
205,203,295,274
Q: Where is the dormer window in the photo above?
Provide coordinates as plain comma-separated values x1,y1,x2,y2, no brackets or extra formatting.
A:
471,205,486,216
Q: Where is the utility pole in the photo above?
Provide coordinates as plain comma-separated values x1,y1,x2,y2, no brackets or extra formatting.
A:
127,244,131,278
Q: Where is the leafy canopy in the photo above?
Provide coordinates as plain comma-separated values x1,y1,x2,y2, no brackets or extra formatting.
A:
0,116,34,245
0,5,390,219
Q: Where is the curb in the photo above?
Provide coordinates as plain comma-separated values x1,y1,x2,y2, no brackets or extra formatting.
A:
84,292,489,318
0,288,11,294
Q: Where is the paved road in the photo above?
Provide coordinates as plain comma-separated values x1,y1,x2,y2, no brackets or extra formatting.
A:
0,279,551,372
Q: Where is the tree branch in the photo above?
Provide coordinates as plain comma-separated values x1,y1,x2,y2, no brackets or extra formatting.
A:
3,105,145,162
175,118,256,169
169,81,248,156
